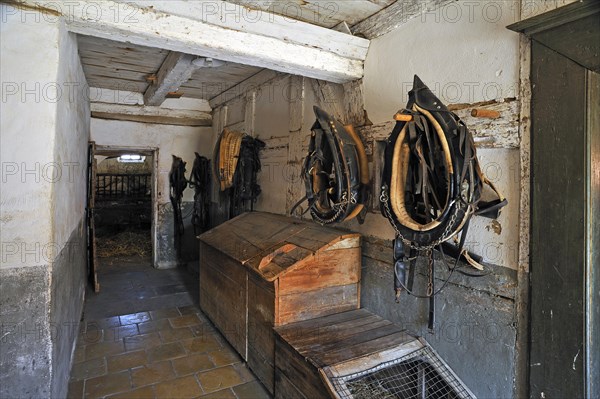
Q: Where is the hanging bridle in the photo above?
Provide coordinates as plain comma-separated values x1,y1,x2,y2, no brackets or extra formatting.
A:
293,106,369,225
380,75,507,330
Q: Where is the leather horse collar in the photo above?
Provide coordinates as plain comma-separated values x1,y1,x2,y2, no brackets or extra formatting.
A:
381,75,506,249
293,106,369,225
380,75,507,330
213,128,245,192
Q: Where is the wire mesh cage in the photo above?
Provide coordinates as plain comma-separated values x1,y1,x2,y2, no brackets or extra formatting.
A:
327,344,475,399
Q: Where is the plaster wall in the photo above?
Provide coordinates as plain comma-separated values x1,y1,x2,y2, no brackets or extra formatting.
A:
49,24,90,399
361,1,522,270
91,119,213,268
1,4,58,269
0,5,90,398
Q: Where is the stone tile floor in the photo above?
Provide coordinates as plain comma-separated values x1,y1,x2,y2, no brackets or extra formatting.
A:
68,256,270,399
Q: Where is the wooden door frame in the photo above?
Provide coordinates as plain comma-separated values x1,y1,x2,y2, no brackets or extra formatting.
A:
508,2,600,397
94,145,160,268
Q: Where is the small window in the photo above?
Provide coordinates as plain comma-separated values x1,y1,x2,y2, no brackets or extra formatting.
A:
118,154,145,163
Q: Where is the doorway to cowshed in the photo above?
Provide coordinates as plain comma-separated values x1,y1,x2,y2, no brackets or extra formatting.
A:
95,152,153,257
88,145,159,294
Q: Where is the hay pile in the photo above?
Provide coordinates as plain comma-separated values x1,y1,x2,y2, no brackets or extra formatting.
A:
97,231,152,258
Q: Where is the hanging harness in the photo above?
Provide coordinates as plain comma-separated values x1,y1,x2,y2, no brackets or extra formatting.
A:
169,155,188,241
293,106,369,225
213,128,265,219
380,75,507,330
189,152,211,235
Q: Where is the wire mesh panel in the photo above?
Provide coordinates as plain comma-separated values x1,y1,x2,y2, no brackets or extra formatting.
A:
329,346,475,399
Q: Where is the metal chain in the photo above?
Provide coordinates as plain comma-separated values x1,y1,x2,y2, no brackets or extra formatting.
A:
379,185,463,251
311,190,349,225
426,249,434,296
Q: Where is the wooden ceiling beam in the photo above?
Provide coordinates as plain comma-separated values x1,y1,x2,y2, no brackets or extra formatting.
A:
143,52,198,106
90,102,212,127
17,0,366,83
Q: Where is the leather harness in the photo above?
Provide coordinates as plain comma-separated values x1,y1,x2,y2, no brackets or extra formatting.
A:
293,106,369,225
213,128,265,219
169,155,188,260
380,75,507,330
189,152,211,235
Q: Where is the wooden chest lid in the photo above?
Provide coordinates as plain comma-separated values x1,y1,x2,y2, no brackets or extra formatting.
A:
198,212,360,281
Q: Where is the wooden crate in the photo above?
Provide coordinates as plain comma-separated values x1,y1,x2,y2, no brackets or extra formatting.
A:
274,309,417,399
198,212,361,394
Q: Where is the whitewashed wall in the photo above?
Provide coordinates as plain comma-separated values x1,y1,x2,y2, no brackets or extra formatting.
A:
0,5,59,269
0,5,91,398
52,25,90,252
359,1,522,269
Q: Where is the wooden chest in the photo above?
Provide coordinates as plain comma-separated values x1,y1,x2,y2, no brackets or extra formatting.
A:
198,212,361,394
274,309,417,399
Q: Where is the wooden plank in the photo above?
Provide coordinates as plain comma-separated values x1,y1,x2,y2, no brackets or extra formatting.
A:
19,0,366,84
90,103,212,126
277,248,361,295
210,69,286,109
351,0,454,39
275,336,329,399
248,346,275,394
303,323,402,359
277,284,359,325
293,318,392,352
244,91,256,136
342,79,367,127
357,99,520,151
199,242,248,358
321,338,423,378
310,79,344,122
276,309,372,338
228,0,383,28
247,274,276,394
317,330,414,367
274,369,308,399
528,40,587,399
127,0,370,60
144,52,199,106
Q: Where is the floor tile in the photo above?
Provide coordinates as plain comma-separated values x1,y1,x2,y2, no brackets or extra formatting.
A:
177,305,202,315
119,312,151,326
159,326,195,343
84,370,131,398
70,357,106,381
131,361,175,388
107,350,148,373
172,353,214,377
67,379,84,399
208,350,240,368
138,318,172,335
147,341,187,363
150,308,181,320
86,317,121,331
154,375,202,399
197,366,244,394
169,314,201,328
85,341,125,361
107,385,155,399
199,388,237,399
233,363,256,383
231,380,270,399
69,257,263,399
104,324,140,342
73,345,86,364
182,335,223,355
124,332,162,352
